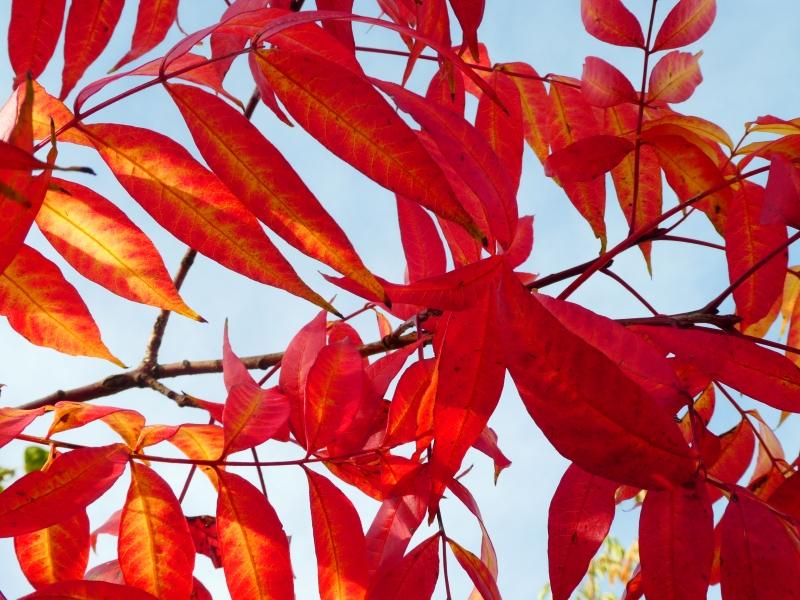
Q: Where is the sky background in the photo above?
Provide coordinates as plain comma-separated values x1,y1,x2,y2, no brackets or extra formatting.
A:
1,1,799,598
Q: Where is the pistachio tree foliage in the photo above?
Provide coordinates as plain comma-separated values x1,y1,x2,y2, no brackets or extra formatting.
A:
1,0,800,598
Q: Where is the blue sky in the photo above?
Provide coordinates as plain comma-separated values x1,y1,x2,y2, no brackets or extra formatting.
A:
1,1,799,598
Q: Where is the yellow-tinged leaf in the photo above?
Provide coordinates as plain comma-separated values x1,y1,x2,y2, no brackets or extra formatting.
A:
168,424,224,487
47,401,145,448
119,462,194,600
779,267,800,335
0,245,123,365
38,179,201,320
14,510,89,588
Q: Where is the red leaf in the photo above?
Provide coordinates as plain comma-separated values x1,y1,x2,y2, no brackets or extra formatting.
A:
47,401,145,448
112,0,179,71
0,444,128,537
186,515,222,569
0,407,46,450
762,154,800,227
548,464,618,600
647,51,703,105
447,539,501,600
316,0,356,49
255,48,482,241
448,478,499,592
0,140,57,171
8,0,66,83
280,310,327,447
581,57,638,107
0,245,123,365
307,470,369,600
449,0,485,58
544,135,634,182
85,559,125,584
652,0,717,52
725,182,788,331
499,269,698,489
706,419,755,503
304,340,365,451
385,359,436,447
167,83,385,302
81,123,334,312
20,580,159,600
38,179,200,320
639,480,714,600
168,425,224,488
119,463,194,600
216,471,294,600
630,325,800,413
476,70,525,194
375,78,516,248
366,535,440,600
365,484,428,576
548,78,607,249
60,0,125,98
580,0,644,48
430,288,505,508
505,62,551,164
472,426,512,483
397,196,447,282
14,510,90,589
90,510,122,551
719,488,800,599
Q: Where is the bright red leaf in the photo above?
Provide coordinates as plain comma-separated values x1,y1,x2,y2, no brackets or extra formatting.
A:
112,0,179,71
580,0,645,48
581,57,637,107
648,51,703,105
8,0,66,84
652,0,717,52
544,135,634,182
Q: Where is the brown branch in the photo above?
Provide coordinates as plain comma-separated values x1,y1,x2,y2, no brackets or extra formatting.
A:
17,333,422,411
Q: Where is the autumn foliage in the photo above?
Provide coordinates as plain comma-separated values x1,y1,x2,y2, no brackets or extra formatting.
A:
2,0,800,598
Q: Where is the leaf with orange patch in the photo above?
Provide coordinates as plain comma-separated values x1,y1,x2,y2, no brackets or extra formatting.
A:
307,470,368,600
216,471,294,600
647,51,703,105
581,57,637,107
0,444,129,537
448,538,501,600
14,509,89,589
0,245,123,365
652,0,717,52
47,401,145,448
119,462,194,600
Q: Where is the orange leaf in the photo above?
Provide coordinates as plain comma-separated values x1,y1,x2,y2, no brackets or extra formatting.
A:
548,464,617,600
167,83,385,302
0,444,129,537
307,470,368,600
60,0,125,98
447,538,501,600
119,462,194,600
47,401,145,448
0,245,123,365
112,0,178,71
652,0,717,52
504,62,551,164
647,51,703,105
14,509,90,589
216,471,294,600
581,57,637,107
8,0,66,83
38,179,200,320
639,479,714,600
81,123,335,313
255,48,483,242
580,0,644,48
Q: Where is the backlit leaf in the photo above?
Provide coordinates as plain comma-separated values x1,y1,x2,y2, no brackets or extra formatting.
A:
652,0,717,52
60,0,125,98
119,462,194,600
47,401,145,448
762,154,800,228
81,123,334,312
216,471,294,600
448,539,501,600
366,535,440,600
0,407,46,450
0,245,123,365
580,0,644,48
20,580,159,599
0,444,128,537
647,51,703,105
639,480,714,600
505,62,551,164
8,0,66,83
365,485,427,576
544,135,634,182
38,179,200,320
167,83,385,302
112,0,179,71
449,0,485,58
706,420,755,503
256,48,482,241
397,197,447,282
14,509,89,589
548,464,617,600
307,470,368,600
168,425,224,487
581,57,637,107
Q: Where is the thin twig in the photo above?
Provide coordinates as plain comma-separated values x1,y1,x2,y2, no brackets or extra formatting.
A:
252,447,269,497
600,268,659,315
436,512,453,600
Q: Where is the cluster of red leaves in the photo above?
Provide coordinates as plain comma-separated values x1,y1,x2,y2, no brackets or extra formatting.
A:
1,0,800,598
